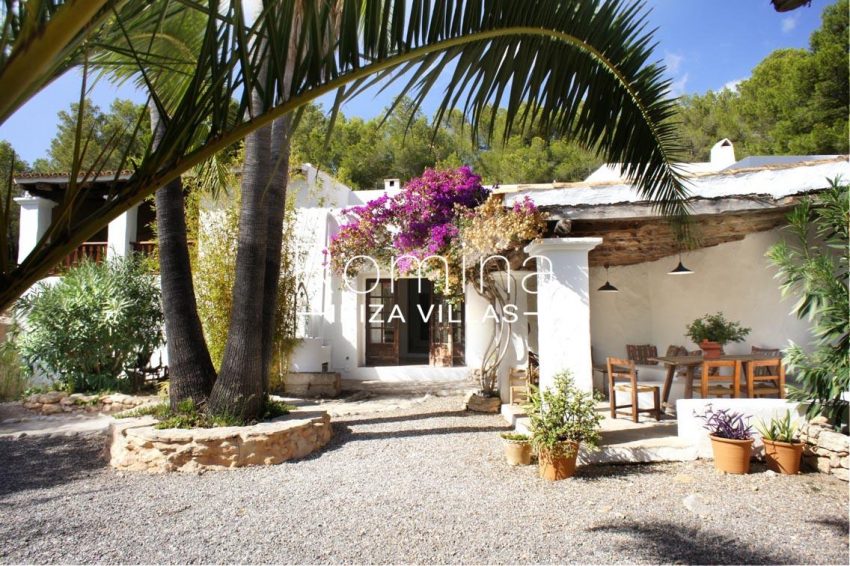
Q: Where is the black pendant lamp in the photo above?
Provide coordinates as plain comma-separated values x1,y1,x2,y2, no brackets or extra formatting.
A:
668,252,693,275
598,264,619,292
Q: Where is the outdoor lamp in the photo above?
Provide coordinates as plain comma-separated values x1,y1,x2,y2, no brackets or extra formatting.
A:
668,253,693,275
598,264,619,292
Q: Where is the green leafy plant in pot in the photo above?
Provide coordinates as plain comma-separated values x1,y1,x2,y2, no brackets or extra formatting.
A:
526,371,602,481
696,404,754,474
500,432,532,466
755,411,803,475
686,312,751,359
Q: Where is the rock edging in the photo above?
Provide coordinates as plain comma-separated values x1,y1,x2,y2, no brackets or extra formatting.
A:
22,392,157,416
107,410,333,473
800,417,849,481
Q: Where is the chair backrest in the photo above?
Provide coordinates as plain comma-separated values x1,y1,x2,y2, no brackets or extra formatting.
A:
607,357,636,383
626,344,658,365
701,359,738,380
747,358,784,380
666,344,688,358
752,346,781,357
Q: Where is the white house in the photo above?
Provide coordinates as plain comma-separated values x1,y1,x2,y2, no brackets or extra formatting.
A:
13,142,849,405
282,141,848,404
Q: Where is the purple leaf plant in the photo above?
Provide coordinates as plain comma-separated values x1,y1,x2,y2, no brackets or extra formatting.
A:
694,404,753,440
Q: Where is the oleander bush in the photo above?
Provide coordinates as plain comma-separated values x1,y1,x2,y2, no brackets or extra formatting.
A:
13,256,164,393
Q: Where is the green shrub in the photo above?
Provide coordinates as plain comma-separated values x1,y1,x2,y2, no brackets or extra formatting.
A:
685,312,751,345
115,397,294,429
767,179,849,430
13,256,164,393
0,339,30,401
526,371,602,457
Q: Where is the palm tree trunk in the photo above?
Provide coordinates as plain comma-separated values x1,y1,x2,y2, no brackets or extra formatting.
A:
150,105,216,410
259,115,293,391
207,92,272,420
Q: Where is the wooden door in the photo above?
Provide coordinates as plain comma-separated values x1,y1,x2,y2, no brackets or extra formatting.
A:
429,296,465,367
365,279,399,366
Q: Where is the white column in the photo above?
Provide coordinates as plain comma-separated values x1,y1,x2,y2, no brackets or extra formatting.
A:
107,205,138,259
524,237,603,393
15,192,56,264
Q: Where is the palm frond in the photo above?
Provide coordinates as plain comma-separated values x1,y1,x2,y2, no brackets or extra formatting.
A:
1,0,691,310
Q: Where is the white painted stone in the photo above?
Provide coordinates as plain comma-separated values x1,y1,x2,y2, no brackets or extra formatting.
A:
15,193,56,264
106,204,138,259
524,237,602,393
676,398,803,458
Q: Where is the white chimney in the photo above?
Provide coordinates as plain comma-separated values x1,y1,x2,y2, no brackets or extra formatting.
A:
710,139,736,168
383,178,401,191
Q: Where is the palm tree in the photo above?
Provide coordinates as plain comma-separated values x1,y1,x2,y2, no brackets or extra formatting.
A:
2,0,690,420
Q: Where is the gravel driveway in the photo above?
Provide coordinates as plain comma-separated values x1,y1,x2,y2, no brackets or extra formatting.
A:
1,396,847,564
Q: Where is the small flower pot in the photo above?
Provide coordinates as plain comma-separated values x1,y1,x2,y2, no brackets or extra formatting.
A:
503,441,532,466
709,435,753,474
538,442,580,481
700,340,724,359
762,439,803,474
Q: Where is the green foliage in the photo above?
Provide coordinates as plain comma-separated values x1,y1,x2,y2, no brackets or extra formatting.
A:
191,180,303,377
37,98,150,173
767,180,849,429
675,0,848,160
1,140,28,268
500,432,530,443
115,397,294,428
0,339,30,401
755,411,801,443
13,256,164,393
685,312,751,345
292,100,601,190
526,371,602,457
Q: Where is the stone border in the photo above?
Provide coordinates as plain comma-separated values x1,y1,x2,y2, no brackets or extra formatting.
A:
108,409,332,473
22,392,157,416
800,417,849,481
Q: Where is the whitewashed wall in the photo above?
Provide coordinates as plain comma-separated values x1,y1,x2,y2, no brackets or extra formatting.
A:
589,229,813,366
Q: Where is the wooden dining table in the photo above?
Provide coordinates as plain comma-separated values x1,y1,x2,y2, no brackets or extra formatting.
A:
649,353,779,408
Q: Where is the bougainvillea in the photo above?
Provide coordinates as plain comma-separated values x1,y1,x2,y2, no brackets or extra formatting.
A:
329,166,547,395
329,166,489,295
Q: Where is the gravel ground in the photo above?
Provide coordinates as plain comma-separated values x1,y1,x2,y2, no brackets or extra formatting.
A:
0,396,847,565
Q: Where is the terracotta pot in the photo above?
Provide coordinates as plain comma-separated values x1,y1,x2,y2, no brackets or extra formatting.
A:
504,441,532,466
710,435,753,474
762,439,803,474
538,442,580,481
700,340,724,359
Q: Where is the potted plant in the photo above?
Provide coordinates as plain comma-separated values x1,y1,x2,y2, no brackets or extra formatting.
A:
500,432,532,466
755,411,803,475
526,371,602,481
696,405,754,474
686,312,751,358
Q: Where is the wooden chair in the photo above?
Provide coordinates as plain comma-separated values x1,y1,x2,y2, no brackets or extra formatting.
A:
509,368,529,405
700,359,740,399
607,357,661,423
744,358,785,398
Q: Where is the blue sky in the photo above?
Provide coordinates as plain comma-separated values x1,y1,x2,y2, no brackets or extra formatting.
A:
0,0,833,165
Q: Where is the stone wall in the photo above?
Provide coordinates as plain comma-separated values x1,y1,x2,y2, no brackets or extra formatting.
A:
108,409,332,473
22,392,157,416
800,417,849,482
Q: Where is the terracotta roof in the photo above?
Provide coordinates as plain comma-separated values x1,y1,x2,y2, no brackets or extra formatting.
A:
14,170,134,183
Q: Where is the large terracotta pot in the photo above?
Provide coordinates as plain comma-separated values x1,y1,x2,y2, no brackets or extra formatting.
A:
538,442,580,481
710,435,753,474
504,441,532,466
762,439,803,474
700,340,724,359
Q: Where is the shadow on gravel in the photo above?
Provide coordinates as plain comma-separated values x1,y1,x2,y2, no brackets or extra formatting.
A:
587,521,793,564
574,463,666,481
0,434,106,498
812,517,850,537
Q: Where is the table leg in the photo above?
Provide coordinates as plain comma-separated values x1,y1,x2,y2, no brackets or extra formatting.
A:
661,363,675,406
685,365,695,399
